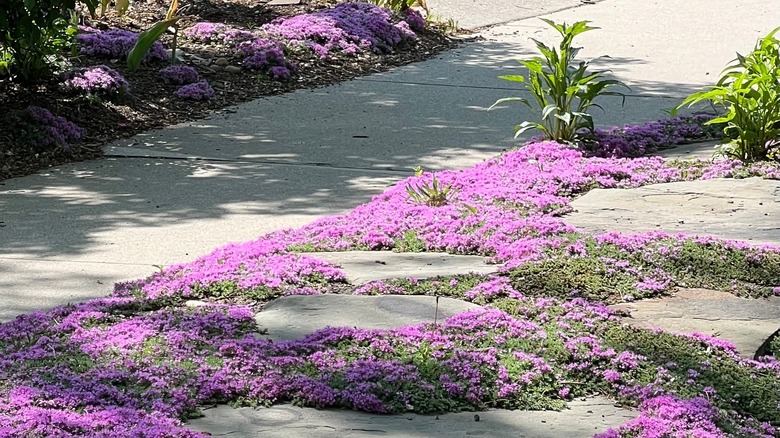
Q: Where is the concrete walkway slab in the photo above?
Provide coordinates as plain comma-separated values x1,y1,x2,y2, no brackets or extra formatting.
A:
427,0,584,30
254,295,480,341
187,397,636,438
566,177,780,245
300,251,498,283
0,159,401,321
610,289,780,358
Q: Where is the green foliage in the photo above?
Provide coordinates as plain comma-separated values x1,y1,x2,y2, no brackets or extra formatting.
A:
506,234,780,304
190,280,281,302
366,0,417,13
490,19,628,144
507,256,645,303
0,0,97,81
406,167,459,207
425,13,458,35
675,26,780,162
604,326,780,424
127,0,179,70
394,230,427,252
770,333,780,360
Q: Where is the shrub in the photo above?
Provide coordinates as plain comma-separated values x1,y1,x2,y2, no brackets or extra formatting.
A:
21,106,85,151
490,19,628,144
675,26,780,162
61,65,130,98
159,65,199,85
174,80,214,101
0,0,98,82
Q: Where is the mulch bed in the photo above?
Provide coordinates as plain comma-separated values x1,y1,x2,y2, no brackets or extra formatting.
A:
0,0,459,182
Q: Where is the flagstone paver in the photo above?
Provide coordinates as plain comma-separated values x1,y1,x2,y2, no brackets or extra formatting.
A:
566,177,780,245
300,251,498,284
609,288,780,358
254,295,480,341
187,397,637,438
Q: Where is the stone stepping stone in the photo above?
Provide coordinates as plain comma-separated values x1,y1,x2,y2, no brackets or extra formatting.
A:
566,177,780,245
300,251,498,284
255,295,480,342
609,288,780,358
187,397,637,438
651,139,721,160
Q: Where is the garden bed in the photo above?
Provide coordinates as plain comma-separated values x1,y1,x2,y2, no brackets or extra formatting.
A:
0,0,456,182
1,140,780,436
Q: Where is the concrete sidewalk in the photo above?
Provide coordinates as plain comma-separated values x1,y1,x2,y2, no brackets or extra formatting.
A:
1,0,778,321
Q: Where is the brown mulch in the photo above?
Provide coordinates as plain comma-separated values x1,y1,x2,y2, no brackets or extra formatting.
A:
0,0,459,182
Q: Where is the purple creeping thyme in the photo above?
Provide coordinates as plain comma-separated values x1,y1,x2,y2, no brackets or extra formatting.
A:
403,9,426,32
238,38,296,78
262,2,416,58
159,65,200,85
183,3,418,77
77,28,168,62
61,65,130,97
577,115,724,158
0,127,779,435
594,395,775,438
174,80,215,101
22,106,85,151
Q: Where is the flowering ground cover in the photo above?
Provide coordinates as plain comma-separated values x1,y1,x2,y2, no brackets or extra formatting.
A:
0,0,454,182
2,136,780,436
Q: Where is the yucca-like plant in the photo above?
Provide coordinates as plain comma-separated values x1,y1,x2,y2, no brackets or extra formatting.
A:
490,19,628,144
406,167,458,207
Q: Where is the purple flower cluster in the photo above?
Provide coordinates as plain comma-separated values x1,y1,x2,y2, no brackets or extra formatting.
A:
403,9,427,32
159,65,200,85
23,106,85,151
77,28,168,62
581,115,722,158
61,65,130,97
595,395,774,438
174,80,215,101
269,142,779,265
1,273,777,436
262,2,417,58
237,38,296,79
113,241,345,300
184,23,254,45
183,24,296,80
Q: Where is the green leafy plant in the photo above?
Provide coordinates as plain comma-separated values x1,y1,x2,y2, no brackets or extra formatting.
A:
406,167,459,207
674,26,780,162
367,0,424,13
127,0,180,70
426,13,458,35
489,19,628,144
0,0,97,81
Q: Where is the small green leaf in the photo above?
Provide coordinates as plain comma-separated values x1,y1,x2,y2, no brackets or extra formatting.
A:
488,97,529,111
498,75,526,83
